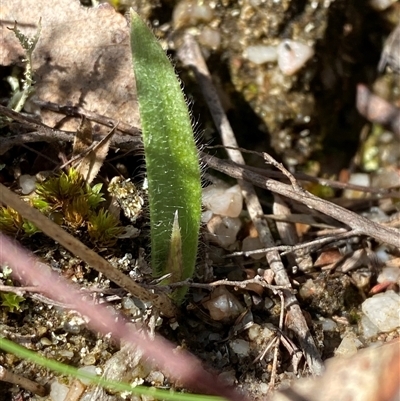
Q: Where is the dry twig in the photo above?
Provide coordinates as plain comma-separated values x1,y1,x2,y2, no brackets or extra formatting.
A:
178,34,325,376
31,99,140,136
0,364,47,397
269,290,285,391
208,145,399,196
273,195,313,272
0,104,141,155
202,153,400,249
164,277,290,292
228,231,354,258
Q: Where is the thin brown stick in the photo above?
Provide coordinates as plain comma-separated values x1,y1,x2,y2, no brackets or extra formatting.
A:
228,230,354,258
273,194,313,272
31,99,140,137
164,277,290,291
0,364,47,397
202,153,400,249
0,285,41,295
0,183,176,318
263,214,338,229
20,143,59,165
178,34,325,376
0,130,141,155
208,144,399,196
269,291,285,391
0,105,141,155
254,336,279,364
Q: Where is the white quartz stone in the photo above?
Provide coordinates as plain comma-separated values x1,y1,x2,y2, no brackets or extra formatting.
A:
361,291,400,333
277,40,314,75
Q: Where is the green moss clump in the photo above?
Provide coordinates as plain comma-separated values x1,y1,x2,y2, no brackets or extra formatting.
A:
87,209,124,247
1,169,124,247
0,205,40,236
1,293,25,313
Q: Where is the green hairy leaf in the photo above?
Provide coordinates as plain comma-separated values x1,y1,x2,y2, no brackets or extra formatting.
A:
130,10,201,302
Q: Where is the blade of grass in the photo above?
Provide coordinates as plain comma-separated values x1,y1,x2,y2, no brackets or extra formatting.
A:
0,337,226,401
130,10,202,302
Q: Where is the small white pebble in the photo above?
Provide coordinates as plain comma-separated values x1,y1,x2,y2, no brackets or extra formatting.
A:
40,337,52,346
77,365,99,385
264,297,274,309
199,26,221,50
242,236,266,260
173,0,214,29
243,45,278,65
335,331,363,357
218,370,236,386
249,0,263,6
343,173,370,199
201,209,214,223
230,339,250,356
361,206,388,222
206,215,242,248
375,246,390,264
377,266,400,284
360,314,379,339
362,291,400,333
347,172,370,186
379,131,394,144
247,323,262,341
369,0,396,10
19,174,37,194
82,354,96,366
277,40,314,75
58,350,74,359
202,184,243,217
259,382,270,394
319,318,337,332
146,371,164,386
371,168,400,189
247,323,274,343
121,296,136,310
50,380,69,401
203,286,244,321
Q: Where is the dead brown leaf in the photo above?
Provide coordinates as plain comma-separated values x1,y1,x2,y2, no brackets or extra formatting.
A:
314,249,342,268
0,0,140,133
71,117,115,183
72,117,93,157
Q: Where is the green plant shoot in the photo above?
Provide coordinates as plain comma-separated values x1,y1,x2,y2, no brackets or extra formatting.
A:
7,19,41,112
1,293,25,312
130,10,201,301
